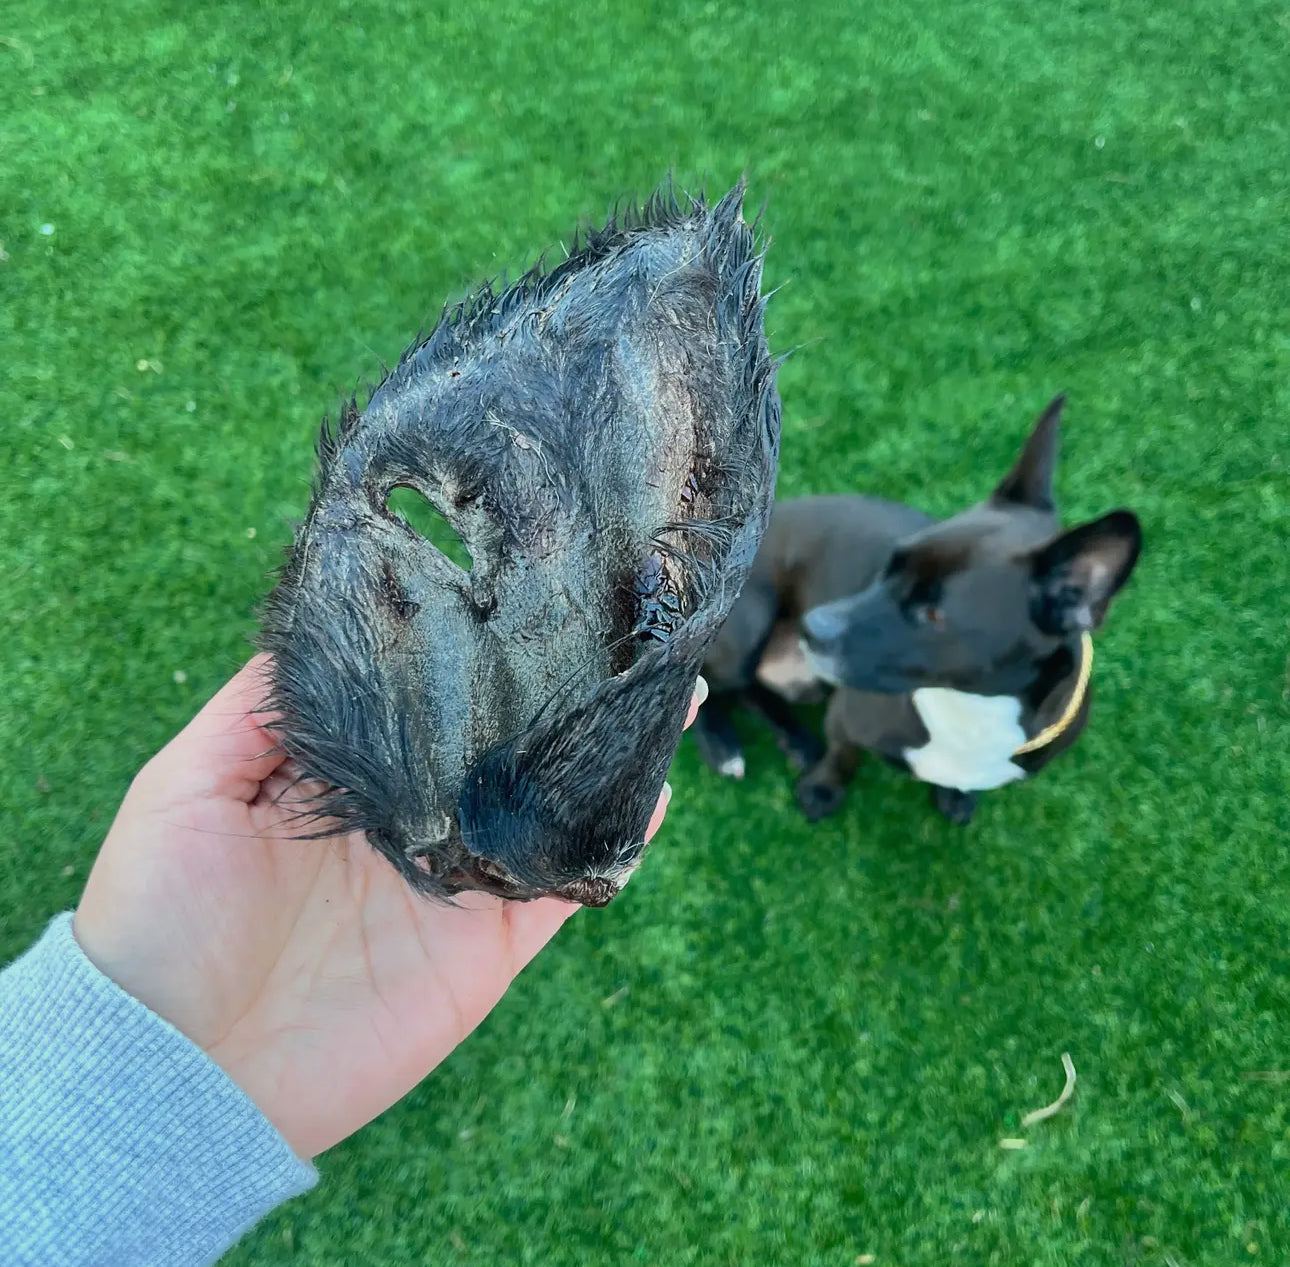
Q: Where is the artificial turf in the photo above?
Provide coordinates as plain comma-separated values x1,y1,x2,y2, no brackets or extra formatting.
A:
3,0,1289,1261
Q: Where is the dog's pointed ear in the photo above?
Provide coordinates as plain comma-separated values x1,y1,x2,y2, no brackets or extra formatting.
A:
992,394,1065,511
1030,509,1143,634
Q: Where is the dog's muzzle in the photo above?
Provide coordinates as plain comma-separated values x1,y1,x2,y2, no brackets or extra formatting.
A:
799,603,848,685
798,640,842,688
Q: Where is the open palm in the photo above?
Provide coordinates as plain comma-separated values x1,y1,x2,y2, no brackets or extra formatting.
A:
74,657,691,1159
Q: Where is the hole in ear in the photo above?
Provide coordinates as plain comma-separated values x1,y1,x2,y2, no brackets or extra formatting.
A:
385,485,472,570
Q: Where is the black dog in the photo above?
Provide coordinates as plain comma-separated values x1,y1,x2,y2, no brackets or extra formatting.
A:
695,396,1142,824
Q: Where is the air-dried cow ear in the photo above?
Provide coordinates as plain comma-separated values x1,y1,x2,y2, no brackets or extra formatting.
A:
257,179,782,904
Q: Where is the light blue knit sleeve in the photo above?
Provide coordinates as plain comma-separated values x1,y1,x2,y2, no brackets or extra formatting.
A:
0,913,318,1266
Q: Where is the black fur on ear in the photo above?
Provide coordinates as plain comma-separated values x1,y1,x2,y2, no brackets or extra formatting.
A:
1030,509,1143,634
992,393,1065,512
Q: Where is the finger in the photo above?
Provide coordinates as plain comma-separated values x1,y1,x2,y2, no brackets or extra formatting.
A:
142,654,289,803
501,896,582,967
649,681,697,841
253,765,329,812
644,780,673,842
683,675,708,731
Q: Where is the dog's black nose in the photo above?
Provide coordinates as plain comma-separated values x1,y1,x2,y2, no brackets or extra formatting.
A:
801,602,847,648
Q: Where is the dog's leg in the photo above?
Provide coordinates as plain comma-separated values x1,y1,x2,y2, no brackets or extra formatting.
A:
795,698,861,821
693,692,748,780
696,577,781,781
931,785,978,826
743,681,825,772
796,742,859,820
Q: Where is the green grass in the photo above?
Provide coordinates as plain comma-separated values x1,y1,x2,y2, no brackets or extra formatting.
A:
3,0,1289,1262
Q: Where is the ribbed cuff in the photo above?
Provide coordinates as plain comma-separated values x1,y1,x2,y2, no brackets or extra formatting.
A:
0,913,317,1266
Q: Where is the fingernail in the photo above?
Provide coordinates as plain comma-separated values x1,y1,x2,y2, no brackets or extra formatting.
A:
694,675,709,706
662,780,673,804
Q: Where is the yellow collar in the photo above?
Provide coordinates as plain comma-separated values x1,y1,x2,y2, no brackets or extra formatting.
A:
1013,632,1094,756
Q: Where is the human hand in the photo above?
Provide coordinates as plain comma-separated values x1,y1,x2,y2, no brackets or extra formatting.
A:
73,656,702,1159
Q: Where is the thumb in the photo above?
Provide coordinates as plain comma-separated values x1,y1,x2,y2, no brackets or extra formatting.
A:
500,896,582,968
140,655,289,803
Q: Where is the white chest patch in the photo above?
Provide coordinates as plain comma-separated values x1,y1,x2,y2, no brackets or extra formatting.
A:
904,689,1028,792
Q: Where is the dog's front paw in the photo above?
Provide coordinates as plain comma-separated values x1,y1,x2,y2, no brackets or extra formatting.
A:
716,753,747,779
693,711,747,780
797,777,845,821
932,785,978,826
781,730,825,773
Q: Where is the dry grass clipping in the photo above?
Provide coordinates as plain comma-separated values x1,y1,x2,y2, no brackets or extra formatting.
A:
1021,1052,1078,1128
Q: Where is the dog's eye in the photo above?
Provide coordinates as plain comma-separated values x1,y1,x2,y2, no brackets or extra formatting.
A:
884,549,909,579
921,605,946,628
